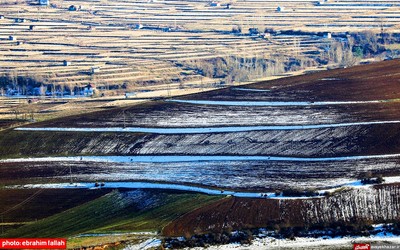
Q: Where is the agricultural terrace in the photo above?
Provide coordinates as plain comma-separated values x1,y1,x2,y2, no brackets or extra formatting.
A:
0,0,399,94
1,59,400,248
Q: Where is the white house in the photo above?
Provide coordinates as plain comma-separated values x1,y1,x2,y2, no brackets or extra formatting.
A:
91,66,100,74
324,32,332,39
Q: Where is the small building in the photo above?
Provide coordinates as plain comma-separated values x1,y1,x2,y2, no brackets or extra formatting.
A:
210,2,220,7
91,66,100,74
324,32,332,39
29,25,35,30
226,3,231,9
0,15,5,20
125,92,137,98
63,60,71,66
276,6,284,12
38,0,49,6
84,84,96,96
9,35,16,41
17,41,23,45
135,23,143,29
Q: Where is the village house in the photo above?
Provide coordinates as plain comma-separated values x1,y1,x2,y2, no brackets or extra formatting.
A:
84,84,96,96
210,2,220,7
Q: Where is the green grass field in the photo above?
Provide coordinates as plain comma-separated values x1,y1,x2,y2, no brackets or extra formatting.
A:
3,190,220,239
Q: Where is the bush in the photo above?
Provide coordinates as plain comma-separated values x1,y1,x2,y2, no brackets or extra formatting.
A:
281,188,319,197
361,176,384,185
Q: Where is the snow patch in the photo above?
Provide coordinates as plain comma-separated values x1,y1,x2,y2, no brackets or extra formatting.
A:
3,154,400,164
122,238,161,250
10,175,400,199
15,120,400,134
168,99,385,106
232,87,271,92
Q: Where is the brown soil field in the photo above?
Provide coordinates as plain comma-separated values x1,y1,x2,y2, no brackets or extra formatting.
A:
184,59,400,102
1,59,400,191
5,122,400,158
2,59,400,241
19,60,400,131
1,157,400,191
163,183,400,237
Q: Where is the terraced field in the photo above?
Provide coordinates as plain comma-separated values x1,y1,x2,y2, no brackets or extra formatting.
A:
1,0,400,91
1,59,400,248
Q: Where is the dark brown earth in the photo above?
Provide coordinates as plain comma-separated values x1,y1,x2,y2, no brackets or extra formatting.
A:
163,184,400,237
0,189,110,223
7,60,395,129
6,123,400,157
2,60,400,239
1,157,400,191
1,60,400,190
184,59,400,102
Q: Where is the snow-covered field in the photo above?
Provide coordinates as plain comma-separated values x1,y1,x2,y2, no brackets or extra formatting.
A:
10,175,400,199
168,99,386,106
15,120,400,133
4,153,400,163
26,103,348,127
124,225,400,250
2,155,400,190
195,234,400,250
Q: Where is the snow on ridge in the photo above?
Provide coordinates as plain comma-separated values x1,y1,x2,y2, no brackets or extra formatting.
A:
168,99,386,106
232,87,271,92
14,120,400,134
9,175,400,199
3,154,400,164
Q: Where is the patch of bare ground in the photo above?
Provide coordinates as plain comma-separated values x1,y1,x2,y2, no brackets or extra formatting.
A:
163,183,400,237
0,189,110,225
1,158,400,191
5,123,400,158
182,59,400,102
18,101,400,129
17,61,400,129
0,120,26,130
